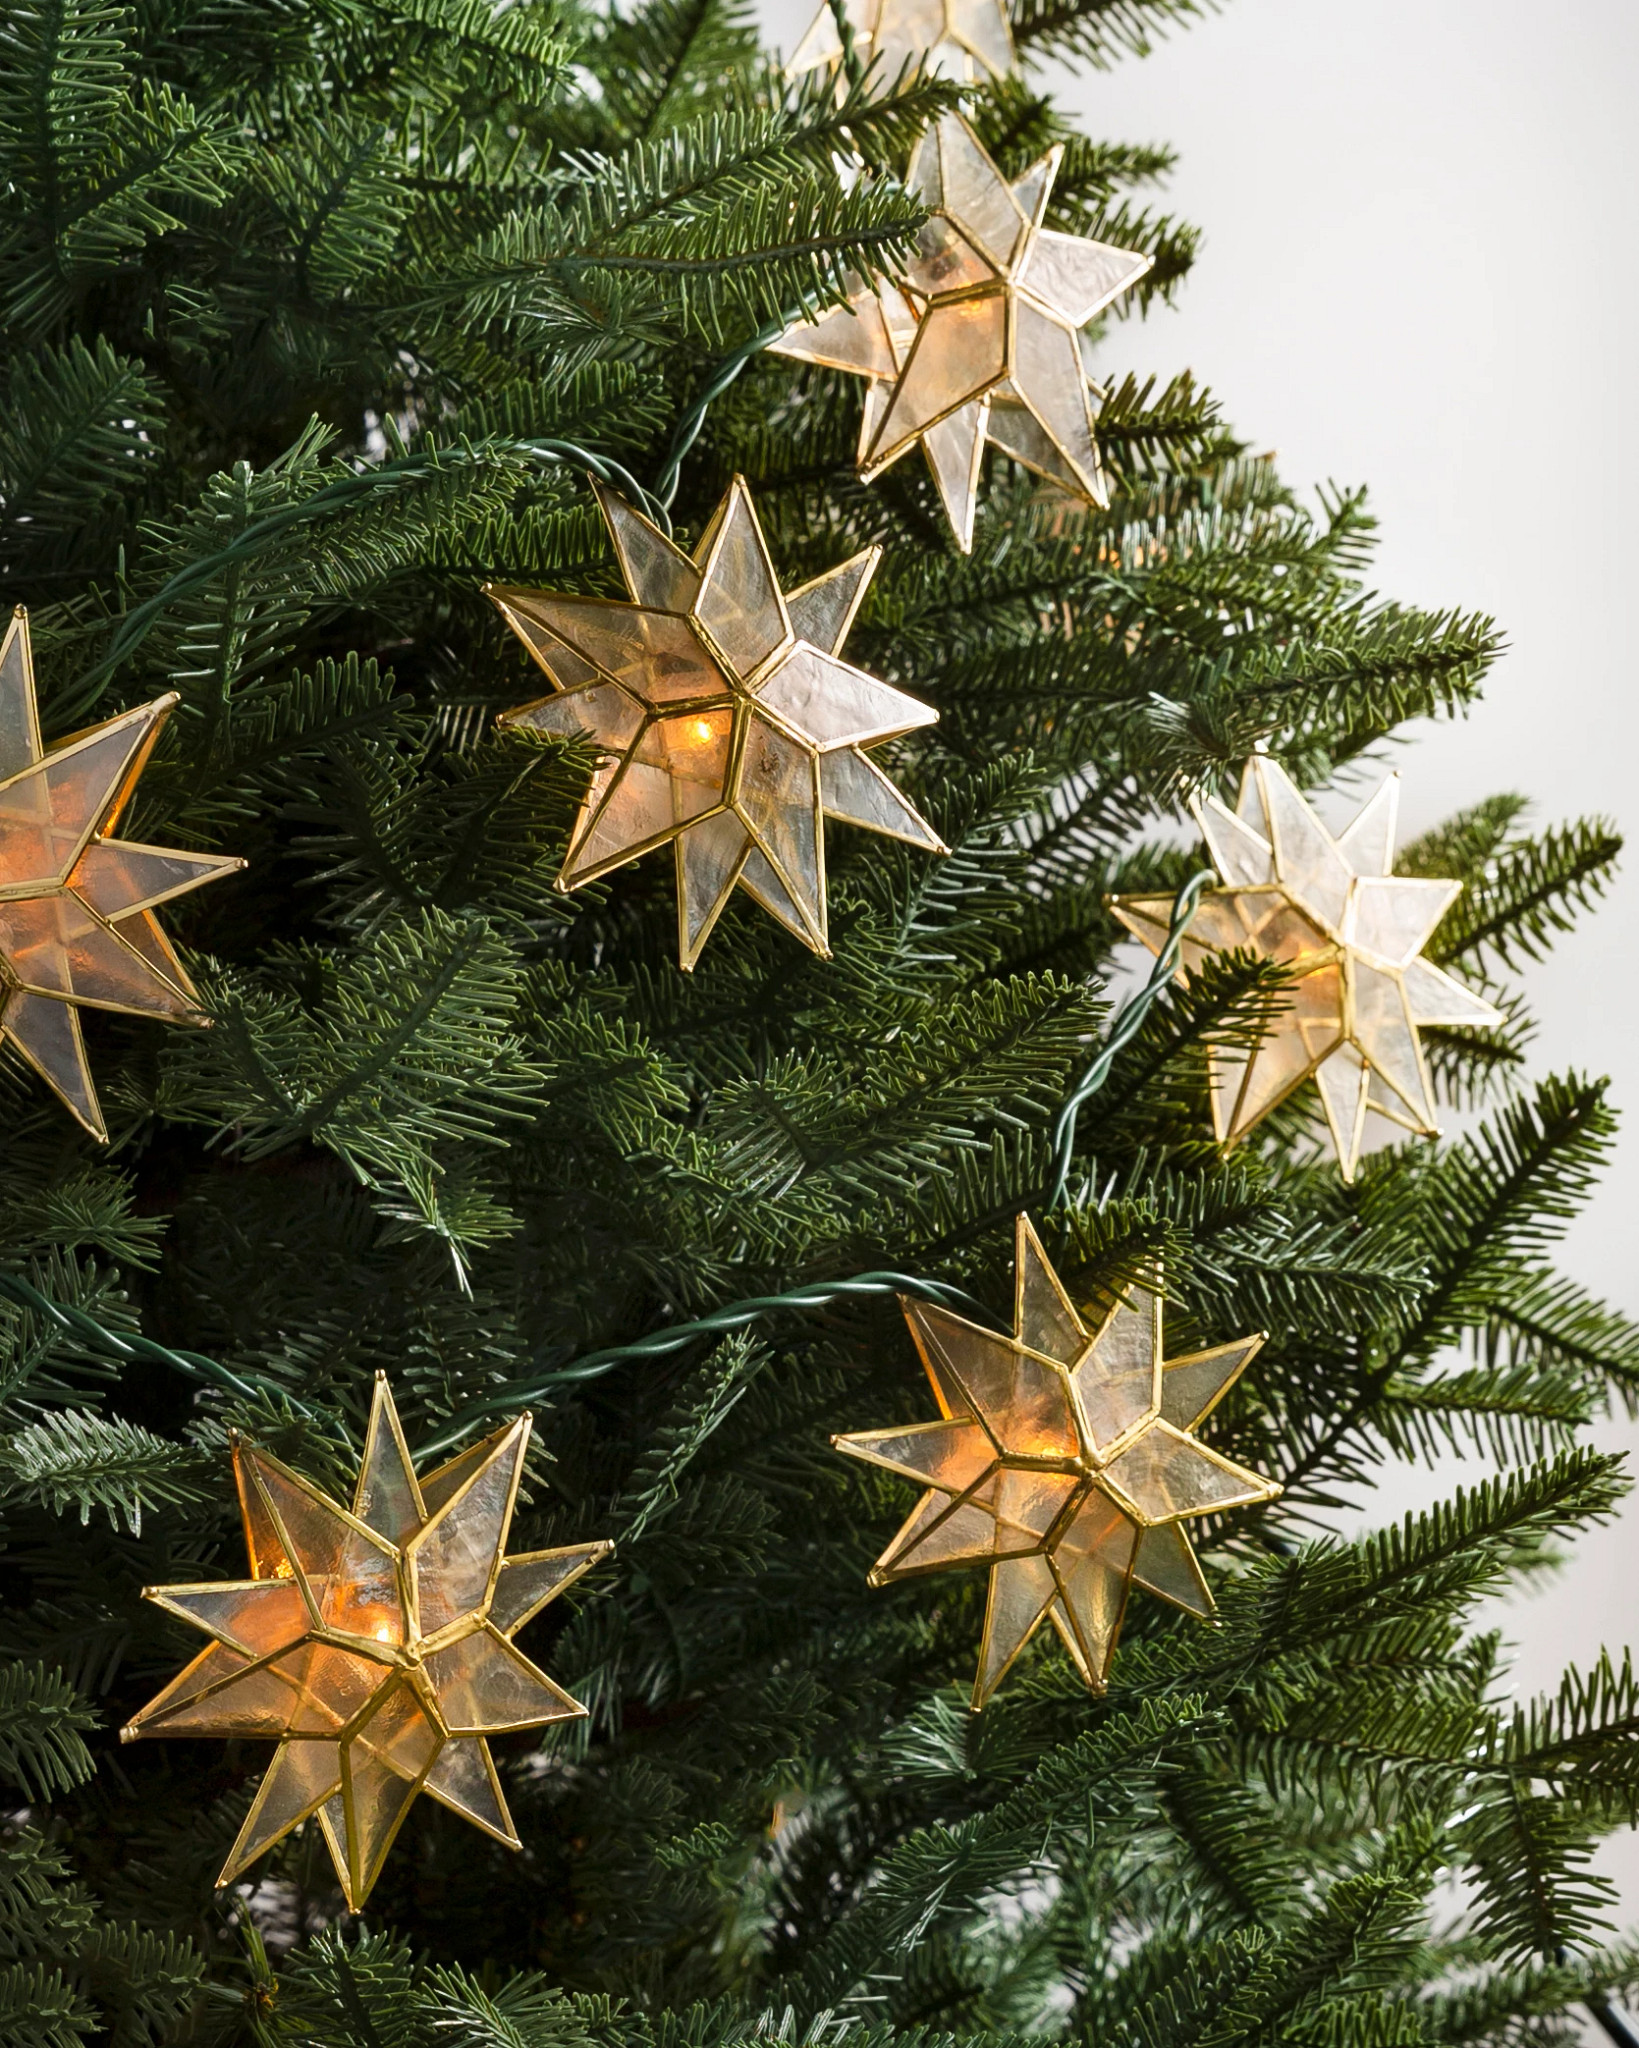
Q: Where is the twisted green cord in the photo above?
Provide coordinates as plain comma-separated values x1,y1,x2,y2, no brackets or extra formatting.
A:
0,882,1213,1444
1047,868,1216,1208
0,1271,343,1439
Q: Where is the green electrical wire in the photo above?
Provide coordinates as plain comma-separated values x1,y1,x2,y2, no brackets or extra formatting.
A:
1047,869,1215,1209
0,1271,344,1439
0,880,1216,1451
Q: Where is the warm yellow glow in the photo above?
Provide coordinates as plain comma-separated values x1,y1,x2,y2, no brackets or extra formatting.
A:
691,718,714,744
375,1625,392,1643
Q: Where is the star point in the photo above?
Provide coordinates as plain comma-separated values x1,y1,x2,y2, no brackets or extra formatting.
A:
124,1376,611,1911
787,0,1015,85
0,608,244,1140
1110,756,1504,1180
771,115,1153,552
491,477,944,968
836,1217,1277,1706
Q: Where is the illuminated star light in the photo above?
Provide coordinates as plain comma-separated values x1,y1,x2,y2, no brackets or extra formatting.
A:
835,1217,1278,1706
489,477,944,968
125,1376,611,1911
771,114,1153,552
0,608,242,1139
1110,755,1505,1180
787,0,1015,85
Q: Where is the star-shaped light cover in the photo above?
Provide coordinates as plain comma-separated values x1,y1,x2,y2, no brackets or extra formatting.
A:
1110,756,1504,1181
489,478,944,967
0,608,242,1139
835,1217,1278,1706
771,115,1153,552
124,1377,610,1911
787,0,1015,85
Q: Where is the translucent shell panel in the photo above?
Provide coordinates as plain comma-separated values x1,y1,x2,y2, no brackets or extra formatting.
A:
1349,876,1458,968
151,1580,310,1659
906,212,996,298
0,613,41,783
273,1641,390,1733
934,118,1025,269
869,293,1008,459
2,989,99,1137
770,293,902,380
423,1627,583,1733
738,845,813,946
786,551,877,657
1400,956,1501,1029
420,1429,508,1520
974,1553,1056,1705
678,809,751,962
1350,960,1432,1125
1130,1522,1212,1617
1015,1218,1083,1363
0,892,193,1015
912,1305,1077,1459
920,401,988,550
329,1745,421,1904
411,1428,522,1637
1074,1286,1158,1450
510,599,726,709
876,1488,1000,1577
0,718,149,888
1157,1340,1259,1433
354,1680,439,1780
424,1736,516,1844
1051,1490,1137,1684
735,720,823,939
489,1546,604,1637
125,1639,253,1734
977,1466,1079,1550
68,842,233,920
835,1418,995,1497
1019,229,1150,325
1196,798,1275,890
352,1384,425,1548
503,681,647,753
756,644,934,751
1100,1426,1272,1523
317,1523,404,1646
595,483,702,613
248,1455,378,1601
219,1737,343,1884
694,482,788,679
1335,776,1399,878
986,400,1086,496
819,748,942,851
1258,760,1354,927
1012,301,1100,491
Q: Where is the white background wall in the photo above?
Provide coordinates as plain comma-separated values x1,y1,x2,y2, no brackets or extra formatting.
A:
758,0,1639,1954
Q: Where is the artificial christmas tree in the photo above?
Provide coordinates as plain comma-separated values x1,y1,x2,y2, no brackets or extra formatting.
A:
1,1,1636,2045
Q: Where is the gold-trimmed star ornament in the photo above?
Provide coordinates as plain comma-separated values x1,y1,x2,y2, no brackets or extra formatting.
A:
787,0,1014,85
836,1218,1278,1706
489,477,944,967
124,1376,610,1911
771,115,1153,552
1110,756,1504,1181
0,608,242,1139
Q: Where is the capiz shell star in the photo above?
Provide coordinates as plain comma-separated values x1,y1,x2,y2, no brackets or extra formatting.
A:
771,115,1153,552
489,478,944,967
0,608,243,1140
835,1218,1278,1705
787,0,1015,85
124,1376,610,1910
1109,756,1504,1180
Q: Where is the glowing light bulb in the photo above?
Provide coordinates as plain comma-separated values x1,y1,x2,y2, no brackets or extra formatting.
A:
691,719,714,744
375,1625,392,1643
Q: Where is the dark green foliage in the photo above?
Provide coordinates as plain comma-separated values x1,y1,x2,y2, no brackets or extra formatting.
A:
0,0,1632,2045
